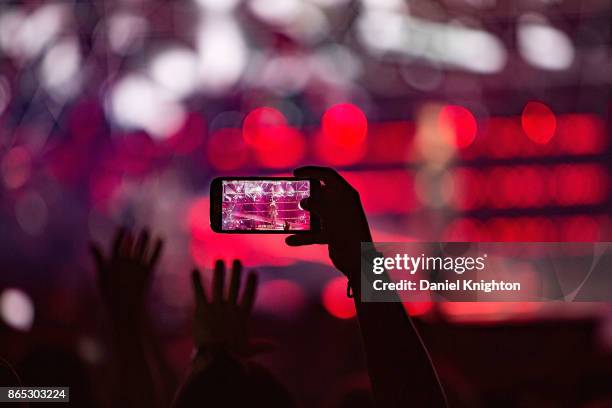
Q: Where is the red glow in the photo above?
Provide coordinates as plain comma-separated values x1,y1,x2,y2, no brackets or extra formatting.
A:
521,101,556,144
207,128,249,171
257,280,307,319
322,103,368,148
164,112,206,155
439,105,477,149
322,276,356,319
342,170,419,214
252,126,305,168
556,114,605,154
242,107,287,145
1,146,31,189
403,302,433,316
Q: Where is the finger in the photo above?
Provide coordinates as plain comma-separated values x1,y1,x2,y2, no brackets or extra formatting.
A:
90,242,104,270
191,269,208,308
121,231,134,258
147,238,163,270
134,229,150,261
112,227,127,259
228,260,242,304
213,259,225,303
285,233,326,246
240,271,258,314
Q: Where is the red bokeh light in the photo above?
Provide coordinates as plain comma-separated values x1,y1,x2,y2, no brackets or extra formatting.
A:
556,114,605,154
242,107,287,145
322,276,356,319
252,126,305,168
242,107,305,168
207,128,249,171
317,103,369,166
439,105,477,149
322,103,368,148
521,101,556,144
164,112,206,155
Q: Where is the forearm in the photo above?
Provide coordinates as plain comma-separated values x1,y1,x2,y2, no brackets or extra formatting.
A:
110,318,160,408
348,266,447,407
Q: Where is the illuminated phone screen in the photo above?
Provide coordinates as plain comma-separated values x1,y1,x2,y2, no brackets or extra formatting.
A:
221,180,311,231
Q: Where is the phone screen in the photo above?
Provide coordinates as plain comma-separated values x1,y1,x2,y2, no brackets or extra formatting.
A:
220,179,311,232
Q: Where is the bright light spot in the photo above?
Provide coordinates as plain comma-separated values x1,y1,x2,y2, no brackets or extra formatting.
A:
253,126,306,168
441,23,507,73
285,2,329,43
40,37,82,99
249,0,302,25
521,101,556,144
256,280,307,319
108,13,148,55
195,0,241,12
0,289,34,331
357,14,507,74
322,103,368,148
439,105,477,149
241,107,305,168
150,47,199,98
243,107,287,144
1,146,31,189
0,10,26,58
109,74,186,139
15,191,48,236
518,14,574,71
322,277,356,319
0,4,68,60
197,16,247,93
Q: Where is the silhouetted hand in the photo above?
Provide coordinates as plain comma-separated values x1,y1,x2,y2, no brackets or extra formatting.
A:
91,227,163,323
285,166,372,276
192,260,268,359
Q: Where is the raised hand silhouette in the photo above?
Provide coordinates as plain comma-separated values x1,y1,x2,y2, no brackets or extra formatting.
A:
173,260,291,408
91,227,163,324
192,260,271,360
90,227,172,408
285,166,448,408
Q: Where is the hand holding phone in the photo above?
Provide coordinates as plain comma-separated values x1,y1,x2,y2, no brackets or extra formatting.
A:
285,166,372,276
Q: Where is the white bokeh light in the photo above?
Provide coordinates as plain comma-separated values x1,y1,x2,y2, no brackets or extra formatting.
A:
197,16,247,93
249,0,302,26
357,12,507,74
518,14,574,71
194,0,241,12
150,47,199,98
0,4,68,61
0,288,35,331
109,74,186,139
108,12,149,55
40,37,82,99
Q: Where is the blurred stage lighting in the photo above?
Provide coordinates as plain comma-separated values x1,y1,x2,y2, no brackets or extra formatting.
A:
518,14,575,71
0,288,34,332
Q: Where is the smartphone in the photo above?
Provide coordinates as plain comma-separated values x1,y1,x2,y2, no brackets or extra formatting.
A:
210,177,321,233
